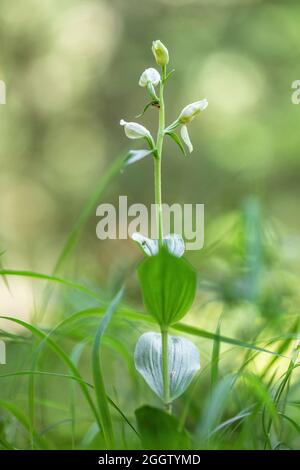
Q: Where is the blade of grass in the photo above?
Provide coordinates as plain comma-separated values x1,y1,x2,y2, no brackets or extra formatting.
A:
23,311,139,439
241,372,278,421
80,423,99,449
260,319,299,379
211,320,221,389
0,369,139,438
0,370,93,387
197,375,235,443
173,322,283,357
278,412,300,435
70,341,87,449
53,153,127,275
44,305,282,357
0,399,30,430
0,269,104,302
209,408,252,437
38,419,73,438
0,399,51,449
36,153,128,323
92,288,124,449
0,437,15,450
264,340,300,448
0,316,102,433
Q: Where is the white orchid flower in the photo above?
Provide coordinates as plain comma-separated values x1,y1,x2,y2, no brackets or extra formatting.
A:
139,68,161,87
178,99,208,124
167,99,208,154
131,233,159,257
131,233,185,258
120,120,151,140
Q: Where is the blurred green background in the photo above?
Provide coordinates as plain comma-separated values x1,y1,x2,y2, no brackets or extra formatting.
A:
0,0,300,450
1,0,300,328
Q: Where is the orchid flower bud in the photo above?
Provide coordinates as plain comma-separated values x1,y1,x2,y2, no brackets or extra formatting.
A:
178,99,208,124
120,120,151,140
152,40,169,67
139,68,161,88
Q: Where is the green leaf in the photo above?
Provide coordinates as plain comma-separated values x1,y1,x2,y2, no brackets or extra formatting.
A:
0,399,30,431
197,375,235,440
0,370,93,388
0,315,138,440
163,68,175,84
0,269,103,302
53,153,126,275
47,302,281,359
0,316,102,433
211,321,221,389
135,100,159,118
173,322,282,357
92,288,124,449
278,412,300,435
38,152,126,320
261,318,299,379
138,249,197,327
136,405,191,450
0,399,47,449
166,131,187,157
241,372,278,421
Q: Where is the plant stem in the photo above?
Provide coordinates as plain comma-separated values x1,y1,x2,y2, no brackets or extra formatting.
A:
154,66,171,412
154,65,166,245
161,328,170,411
154,156,163,245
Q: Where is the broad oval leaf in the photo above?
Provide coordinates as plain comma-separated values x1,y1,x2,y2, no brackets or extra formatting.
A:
134,332,200,401
136,405,191,450
138,248,196,326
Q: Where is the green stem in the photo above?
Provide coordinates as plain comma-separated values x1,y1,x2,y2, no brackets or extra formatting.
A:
154,66,171,412
154,65,166,245
161,328,170,411
154,157,163,244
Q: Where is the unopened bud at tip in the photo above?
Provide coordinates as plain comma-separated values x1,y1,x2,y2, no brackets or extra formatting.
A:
152,40,169,67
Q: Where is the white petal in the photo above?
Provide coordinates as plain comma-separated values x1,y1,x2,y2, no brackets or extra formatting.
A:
163,234,185,257
131,233,159,256
120,120,150,139
180,125,193,153
200,98,208,111
134,332,200,401
132,233,185,257
125,149,153,166
139,68,161,87
179,99,208,123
